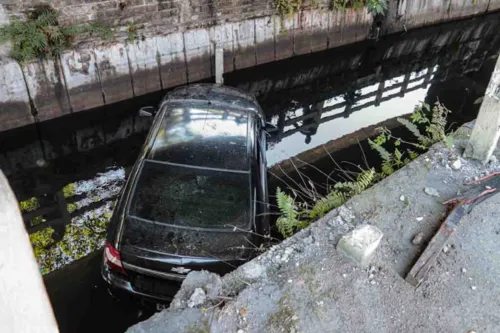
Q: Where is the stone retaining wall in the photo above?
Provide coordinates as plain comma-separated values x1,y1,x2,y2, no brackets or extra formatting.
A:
0,0,499,132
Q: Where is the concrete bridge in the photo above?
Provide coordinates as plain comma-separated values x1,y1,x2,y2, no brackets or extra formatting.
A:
1,0,500,132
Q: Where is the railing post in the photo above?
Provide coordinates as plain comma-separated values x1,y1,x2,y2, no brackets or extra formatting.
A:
464,55,500,164
215,46,224,84
0,170,59,333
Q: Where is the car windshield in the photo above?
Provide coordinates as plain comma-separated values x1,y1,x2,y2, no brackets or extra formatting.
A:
127,160,250,228
148,106,249,170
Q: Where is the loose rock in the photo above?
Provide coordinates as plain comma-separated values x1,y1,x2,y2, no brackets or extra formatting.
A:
338,206,355,223
416,217,424,222
337,224,383,266
451,159,462,170
187,288,206,308
412,232,425,245
424,187,440,197
239,261,265,282
399,195,405,202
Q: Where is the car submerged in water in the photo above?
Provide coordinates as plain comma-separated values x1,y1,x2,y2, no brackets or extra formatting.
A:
102,84,270,305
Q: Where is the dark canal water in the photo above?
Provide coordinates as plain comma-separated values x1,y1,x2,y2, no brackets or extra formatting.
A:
1,12,499,333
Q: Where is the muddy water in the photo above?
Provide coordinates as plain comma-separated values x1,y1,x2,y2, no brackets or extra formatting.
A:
0,12,499,333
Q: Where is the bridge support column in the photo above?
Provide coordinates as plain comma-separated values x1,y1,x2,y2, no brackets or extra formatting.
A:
0,170,59,332
464,56,500,164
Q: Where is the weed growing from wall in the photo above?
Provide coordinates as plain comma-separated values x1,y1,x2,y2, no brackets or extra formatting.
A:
0,5,112,62
275,0,303,17
365,0,388,16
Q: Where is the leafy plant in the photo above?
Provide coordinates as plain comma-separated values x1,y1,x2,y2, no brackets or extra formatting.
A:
311,168,375,218
31,213,111,274
366,0,388,16
275,101,452,239
0,5,112,62
369,101,452,177
275,0,303,17
19,197,40,212
62,183,76,198
276,187,309,238
276,169,376,237
126,23,138,42
330,0,366,11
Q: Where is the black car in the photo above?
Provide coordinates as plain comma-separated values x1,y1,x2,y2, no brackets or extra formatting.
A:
102,84,270,304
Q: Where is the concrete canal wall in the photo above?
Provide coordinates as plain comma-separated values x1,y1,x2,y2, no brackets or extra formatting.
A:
0,1,499,132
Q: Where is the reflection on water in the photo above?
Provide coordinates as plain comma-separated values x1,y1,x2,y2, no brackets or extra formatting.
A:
267,69,435,166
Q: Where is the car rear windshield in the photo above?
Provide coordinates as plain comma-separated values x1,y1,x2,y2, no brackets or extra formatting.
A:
148,106,249,170
127,160,250,228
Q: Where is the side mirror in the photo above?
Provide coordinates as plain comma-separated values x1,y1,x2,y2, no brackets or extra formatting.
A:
138,106,156,117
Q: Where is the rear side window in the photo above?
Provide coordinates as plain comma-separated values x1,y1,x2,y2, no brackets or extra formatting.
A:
148,107,249,170
128,160,250,228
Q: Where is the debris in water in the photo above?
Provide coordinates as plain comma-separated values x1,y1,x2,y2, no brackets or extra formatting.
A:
424,187,440,197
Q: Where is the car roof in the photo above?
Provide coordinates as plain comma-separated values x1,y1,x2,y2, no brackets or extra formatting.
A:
163,84,264,120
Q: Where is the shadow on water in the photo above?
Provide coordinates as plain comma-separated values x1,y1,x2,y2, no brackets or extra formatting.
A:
0,11,499,333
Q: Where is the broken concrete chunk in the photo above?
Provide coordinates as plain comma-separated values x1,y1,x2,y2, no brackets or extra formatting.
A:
187,288,206,308
451,159,462,170
424,187,440,197
412,232,425,245
336,224,383,266
338,206,355,223
240,261,265,281
170,271,222,309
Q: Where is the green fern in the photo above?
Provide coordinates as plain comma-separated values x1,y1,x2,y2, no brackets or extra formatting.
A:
334,169,375,195
426,102,450,144
368,138,391,161
397,117,432,147
310,190,348,219
276,188,309,238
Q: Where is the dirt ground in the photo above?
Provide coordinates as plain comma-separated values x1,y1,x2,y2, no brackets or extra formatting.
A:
127,123,500,333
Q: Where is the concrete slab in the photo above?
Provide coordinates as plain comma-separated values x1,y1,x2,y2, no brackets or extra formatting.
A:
255,16,275,65
155,33,188,88
233,19,257,70
310,10,329,52
126,38,161,96
0,57,33,131
93,42,134,104
209,23,235,74
294,10,313,56
60,50,104,112
22,59,71,122
274,15,294,61
184,28,212,82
